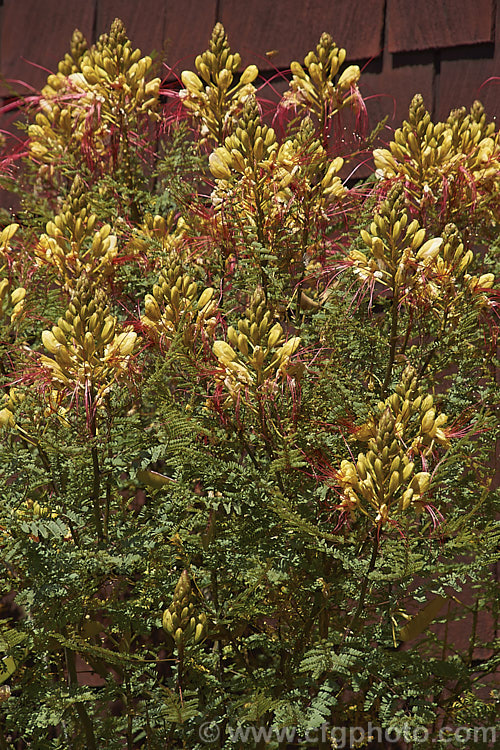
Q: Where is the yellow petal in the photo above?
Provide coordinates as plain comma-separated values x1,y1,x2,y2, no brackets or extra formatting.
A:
181,70,203,92
42,330,60,355
213,340,238,364
209,150,232,180
337,65,360,91
239,64,259,86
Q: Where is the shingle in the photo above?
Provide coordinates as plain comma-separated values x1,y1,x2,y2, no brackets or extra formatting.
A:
0,0,96,94
218,0,385,71
436,55,500,121
361,53,435,131
387,0,494,53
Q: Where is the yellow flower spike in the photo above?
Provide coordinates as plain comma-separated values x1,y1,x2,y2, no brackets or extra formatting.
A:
30,18,160,176
374,95,500,224
180,23,258,145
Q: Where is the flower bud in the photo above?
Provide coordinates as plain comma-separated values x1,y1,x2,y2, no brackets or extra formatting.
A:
240,64,258,86
337,65,360,91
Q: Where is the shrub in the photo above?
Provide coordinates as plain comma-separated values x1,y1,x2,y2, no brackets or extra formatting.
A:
0,18,498,750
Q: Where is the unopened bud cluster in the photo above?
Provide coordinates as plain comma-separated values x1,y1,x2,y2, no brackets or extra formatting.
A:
283,32,360,121
0,277,25,327
35,177,117,290
41,277,136,399
29,19,160,167
352,184,495,313
373,95,500,222
180,23,258,145
437,224,495,314
209,96,278,181
142,256,217,349
352,184,443,294
213,287,301,398
0,224,25,328
162,570,207,647
336,366,450,526
209,98,346,246
128,214,191,269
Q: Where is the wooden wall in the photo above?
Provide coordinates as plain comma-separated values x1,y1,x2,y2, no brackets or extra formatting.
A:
0,0,498,134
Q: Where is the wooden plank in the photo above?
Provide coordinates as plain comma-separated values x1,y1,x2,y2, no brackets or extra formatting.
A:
387,0,494,53
0,0,96,94
163,1,218,76
219,0,385,71
0,101,24,213
361,54,435,132
435,0,500,120
436,55,500,121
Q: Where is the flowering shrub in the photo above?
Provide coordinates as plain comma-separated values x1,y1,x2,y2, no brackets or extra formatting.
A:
0,18,498,749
